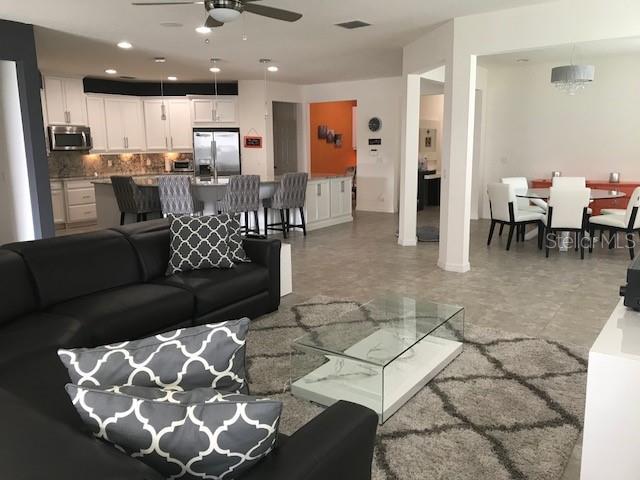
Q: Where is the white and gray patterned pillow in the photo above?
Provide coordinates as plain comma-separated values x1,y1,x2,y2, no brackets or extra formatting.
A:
224,214,251,264
65,384,282,480
166,214,235,275
58,320,250,394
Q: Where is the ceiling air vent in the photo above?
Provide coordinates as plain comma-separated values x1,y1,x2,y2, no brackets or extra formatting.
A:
335,20,371,30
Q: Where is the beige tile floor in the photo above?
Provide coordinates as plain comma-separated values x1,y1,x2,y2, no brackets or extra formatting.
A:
279,207,632,480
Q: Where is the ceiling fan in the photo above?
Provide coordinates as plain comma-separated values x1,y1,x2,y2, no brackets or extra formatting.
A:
131,0,302,27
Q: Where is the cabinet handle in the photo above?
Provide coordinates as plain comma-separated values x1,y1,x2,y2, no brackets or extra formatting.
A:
317,184,321,196
341,181,345,193
82,195,91,199
170,136,173,150
165,137,168,149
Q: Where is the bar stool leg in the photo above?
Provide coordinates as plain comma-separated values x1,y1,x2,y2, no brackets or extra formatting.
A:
299,207,307,236
253,211,260,236
280,210,288,239
264,208,269,236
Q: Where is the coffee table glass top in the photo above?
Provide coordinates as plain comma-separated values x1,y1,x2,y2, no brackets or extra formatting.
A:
293,297,464,367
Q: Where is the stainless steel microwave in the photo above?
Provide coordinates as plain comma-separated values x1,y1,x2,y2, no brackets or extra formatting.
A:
48,125,92,152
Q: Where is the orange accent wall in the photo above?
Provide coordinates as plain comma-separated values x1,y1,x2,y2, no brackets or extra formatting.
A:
310,100,357,175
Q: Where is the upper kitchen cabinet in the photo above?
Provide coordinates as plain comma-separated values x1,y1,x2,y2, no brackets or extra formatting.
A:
191,97,238,124
104,97,146,151
85,96,108,152
44,76,87,126
167,100,192,150
143,98,192,151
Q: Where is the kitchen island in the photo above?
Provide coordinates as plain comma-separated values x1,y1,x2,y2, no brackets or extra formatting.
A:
92,174,354,233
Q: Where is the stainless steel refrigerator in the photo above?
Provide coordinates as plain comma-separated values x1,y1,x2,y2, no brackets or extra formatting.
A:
193,128,242,178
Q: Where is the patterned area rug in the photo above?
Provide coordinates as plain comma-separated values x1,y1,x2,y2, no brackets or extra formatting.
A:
245,297,588,480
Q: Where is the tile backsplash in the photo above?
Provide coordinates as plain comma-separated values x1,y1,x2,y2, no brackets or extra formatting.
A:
48,151,193,178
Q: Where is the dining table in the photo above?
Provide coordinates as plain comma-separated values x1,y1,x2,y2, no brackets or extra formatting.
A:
515,188,627,251
515,188,626,201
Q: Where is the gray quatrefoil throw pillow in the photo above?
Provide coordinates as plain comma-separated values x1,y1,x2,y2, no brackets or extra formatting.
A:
167,214,235,275
65,385,282,480
58,319,250,394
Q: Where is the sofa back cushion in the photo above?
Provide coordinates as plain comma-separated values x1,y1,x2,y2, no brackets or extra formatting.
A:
112,219,171,281
4,230,141,308
0,250,38,325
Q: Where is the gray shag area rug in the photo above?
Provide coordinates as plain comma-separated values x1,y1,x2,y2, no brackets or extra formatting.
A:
245,297,588,480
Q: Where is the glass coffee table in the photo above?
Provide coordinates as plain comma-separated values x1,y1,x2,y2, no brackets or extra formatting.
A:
290,297,464,423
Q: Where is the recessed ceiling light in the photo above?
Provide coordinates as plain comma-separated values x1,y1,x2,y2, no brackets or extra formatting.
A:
209,67,221,73
117,41,133,49
167,76,177,81
105,69,118,75
196,26,211,34
154,57,167,63
267,65,279,73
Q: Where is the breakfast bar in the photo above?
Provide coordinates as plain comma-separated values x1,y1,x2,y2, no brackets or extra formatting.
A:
92,174,354,233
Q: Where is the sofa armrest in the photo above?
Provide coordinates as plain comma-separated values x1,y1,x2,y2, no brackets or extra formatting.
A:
240,401,378,480
242,238,281,310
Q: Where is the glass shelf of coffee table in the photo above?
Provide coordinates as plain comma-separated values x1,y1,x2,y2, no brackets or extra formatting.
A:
290,296,464,423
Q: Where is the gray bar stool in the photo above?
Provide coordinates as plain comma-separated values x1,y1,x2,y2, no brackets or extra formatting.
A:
111,176,162,225
157,175,204,217
219,175,261,235
263,173,309,239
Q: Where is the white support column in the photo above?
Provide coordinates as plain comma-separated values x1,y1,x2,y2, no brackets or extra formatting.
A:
438,52,477,273
398,74,420,247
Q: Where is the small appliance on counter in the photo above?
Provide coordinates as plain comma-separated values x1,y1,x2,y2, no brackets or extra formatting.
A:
610,172,621,183
193,128,241,180
620,255,640,311
48,125,92,152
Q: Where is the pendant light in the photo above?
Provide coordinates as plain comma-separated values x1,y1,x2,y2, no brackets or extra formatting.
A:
551,45,594,95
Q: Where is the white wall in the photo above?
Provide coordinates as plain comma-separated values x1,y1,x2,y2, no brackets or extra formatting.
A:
303,77,402,213
0,61,35,244
481,53,640,217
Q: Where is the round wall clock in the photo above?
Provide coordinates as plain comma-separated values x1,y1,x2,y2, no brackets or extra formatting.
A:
368,117,382,132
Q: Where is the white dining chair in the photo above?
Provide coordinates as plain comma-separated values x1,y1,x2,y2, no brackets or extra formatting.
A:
487,183,544,251
541,187,591,259
552,177,592,214
501,177,547,213
589,186,640,260
552,177,586,188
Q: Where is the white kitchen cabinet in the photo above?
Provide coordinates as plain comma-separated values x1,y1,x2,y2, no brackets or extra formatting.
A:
330,177,353,218
143,99,169,151
105,98,146,151
144,99,192,151
86,96,108,152
64,179,97,224
44,76,87,126
192,99,215,123
168,100,192,150
214,99,237,123
50,181,66,225
191,97,238,124
305,180,331,223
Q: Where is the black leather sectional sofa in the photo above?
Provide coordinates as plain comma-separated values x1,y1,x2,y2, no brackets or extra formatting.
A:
0,219,378,480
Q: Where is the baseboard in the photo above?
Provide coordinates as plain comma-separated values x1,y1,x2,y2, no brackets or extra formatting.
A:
437,260,471,273
397,237,417,247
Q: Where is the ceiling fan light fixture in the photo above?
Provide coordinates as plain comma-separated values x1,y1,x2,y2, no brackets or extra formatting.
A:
209,7,241,23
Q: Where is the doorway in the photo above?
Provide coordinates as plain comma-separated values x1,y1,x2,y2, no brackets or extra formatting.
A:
272,101,300,175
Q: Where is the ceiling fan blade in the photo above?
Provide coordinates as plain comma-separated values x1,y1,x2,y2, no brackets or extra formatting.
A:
132,1,202,5
242,3,302,22
205,15,224,27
